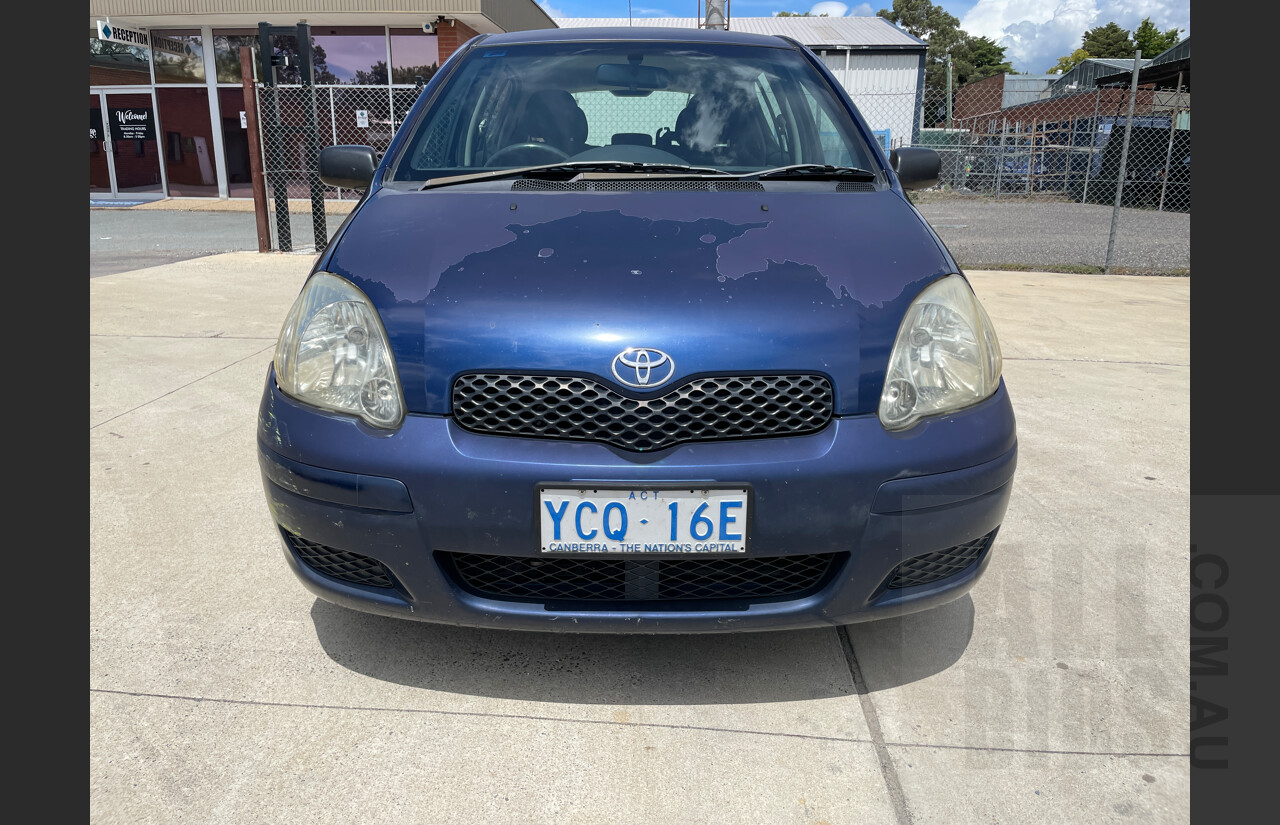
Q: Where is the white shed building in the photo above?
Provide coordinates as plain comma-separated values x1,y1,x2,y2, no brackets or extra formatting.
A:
553,17,927,149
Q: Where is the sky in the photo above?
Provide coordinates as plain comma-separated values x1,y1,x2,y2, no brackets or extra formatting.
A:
536,0,1190,74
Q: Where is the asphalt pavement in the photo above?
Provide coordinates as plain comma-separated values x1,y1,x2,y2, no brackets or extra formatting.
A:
90,229,1191,823
90,207,341,277
913,197,1190,274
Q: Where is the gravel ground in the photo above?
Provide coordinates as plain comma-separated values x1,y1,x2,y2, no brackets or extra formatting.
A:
92,195,1190,277
914,196,1190,274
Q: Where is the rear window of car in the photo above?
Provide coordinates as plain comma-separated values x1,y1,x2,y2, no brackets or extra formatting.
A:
389,40,875,182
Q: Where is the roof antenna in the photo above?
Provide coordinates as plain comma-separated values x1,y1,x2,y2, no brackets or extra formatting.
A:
628,0,633,26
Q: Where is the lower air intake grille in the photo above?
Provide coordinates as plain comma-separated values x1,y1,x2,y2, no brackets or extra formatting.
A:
452,373,833,452
442,552,843,603
284,531,395,588
884,531,996,589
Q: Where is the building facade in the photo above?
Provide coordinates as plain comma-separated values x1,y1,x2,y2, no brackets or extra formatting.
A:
89,1,555,201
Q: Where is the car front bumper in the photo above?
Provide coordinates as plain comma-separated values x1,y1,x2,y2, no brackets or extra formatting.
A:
258,369,1016,633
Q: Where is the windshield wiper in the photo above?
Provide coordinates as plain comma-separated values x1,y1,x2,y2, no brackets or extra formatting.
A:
746,164,877,182
421,161,732,190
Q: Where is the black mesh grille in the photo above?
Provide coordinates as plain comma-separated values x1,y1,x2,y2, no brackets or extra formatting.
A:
510,179,764,192
284,531,395,588
835,181,876,192
452,373,833,452
442,552,843,603
884,531,996,589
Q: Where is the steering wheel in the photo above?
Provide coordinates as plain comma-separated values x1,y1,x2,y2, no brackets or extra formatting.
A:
485,142,571,167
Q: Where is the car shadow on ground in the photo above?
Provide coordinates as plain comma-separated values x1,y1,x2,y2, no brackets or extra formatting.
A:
309,594,973,704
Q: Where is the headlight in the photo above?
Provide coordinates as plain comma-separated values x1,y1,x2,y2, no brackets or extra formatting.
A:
273,272,405,428
879,274,1002,431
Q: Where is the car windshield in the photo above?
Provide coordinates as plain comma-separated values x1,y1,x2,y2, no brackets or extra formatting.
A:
389,40,877,183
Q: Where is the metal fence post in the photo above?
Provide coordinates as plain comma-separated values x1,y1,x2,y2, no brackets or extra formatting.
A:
1081,90,1101,204
995,118,1007,197
258,23,291,252
388,85,396,137
1104,51,1143,274
1157,71,1184,213
296,22,328,252
1025,120,1034,194
329,87,337,146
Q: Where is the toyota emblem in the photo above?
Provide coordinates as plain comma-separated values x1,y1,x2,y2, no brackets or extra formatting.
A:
611,347,675,389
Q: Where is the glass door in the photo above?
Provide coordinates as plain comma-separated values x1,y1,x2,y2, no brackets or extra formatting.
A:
89,93,113,197
92,89,168,200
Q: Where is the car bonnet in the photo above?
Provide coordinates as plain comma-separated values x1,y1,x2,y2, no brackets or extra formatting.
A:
322,185,955,416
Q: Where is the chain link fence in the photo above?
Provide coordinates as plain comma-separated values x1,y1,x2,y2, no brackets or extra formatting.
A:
854,73,1189,273
855,81,1189,214
254,72,1189,271
256,84,427,251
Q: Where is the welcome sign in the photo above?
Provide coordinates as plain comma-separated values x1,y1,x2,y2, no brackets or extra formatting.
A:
108,107,155,141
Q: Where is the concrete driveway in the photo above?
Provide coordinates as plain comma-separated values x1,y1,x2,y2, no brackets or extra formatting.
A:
90,253,1190,824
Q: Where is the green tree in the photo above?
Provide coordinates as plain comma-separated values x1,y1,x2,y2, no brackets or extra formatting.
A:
1133,17,1181,57
878,0,968,98
1080,22,1135,59
1050,48,1093,74
964,35,1013,80
878,0,1012,123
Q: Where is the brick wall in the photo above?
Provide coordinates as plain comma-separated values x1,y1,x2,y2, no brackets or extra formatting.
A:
956,88,1158,134
954,75,1006,122
436,19,479,64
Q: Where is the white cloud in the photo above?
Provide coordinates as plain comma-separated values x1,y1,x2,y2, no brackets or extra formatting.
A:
537,1,567,19
803,2,875,14
960,0,1190,73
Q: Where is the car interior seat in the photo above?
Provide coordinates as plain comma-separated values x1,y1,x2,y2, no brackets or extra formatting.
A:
512,90,589,156
663,95,769,167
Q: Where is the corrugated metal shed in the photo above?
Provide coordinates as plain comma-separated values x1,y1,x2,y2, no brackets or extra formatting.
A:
1001,75,1055,108
1048,57,1152,96
1093,38,1190,90
553,17,925,49
1151,37,1190,65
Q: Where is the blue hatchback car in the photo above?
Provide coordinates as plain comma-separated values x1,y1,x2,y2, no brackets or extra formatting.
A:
258,27,1016,633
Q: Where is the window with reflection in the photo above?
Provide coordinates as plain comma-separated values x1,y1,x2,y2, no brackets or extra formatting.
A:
152,30,205,83
90,31,151,86
390,30,440,85
310,27,388,84
213,31,258,84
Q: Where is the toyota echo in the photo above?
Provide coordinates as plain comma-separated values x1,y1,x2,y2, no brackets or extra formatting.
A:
258,27,1017,633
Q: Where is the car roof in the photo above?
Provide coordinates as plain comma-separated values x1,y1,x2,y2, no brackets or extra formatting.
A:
479,26,798,50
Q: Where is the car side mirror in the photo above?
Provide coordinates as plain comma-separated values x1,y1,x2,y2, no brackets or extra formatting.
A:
319,145,378,190
890,147,941,191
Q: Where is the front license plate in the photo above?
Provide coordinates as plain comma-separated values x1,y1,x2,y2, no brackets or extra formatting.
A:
539,486,750,554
